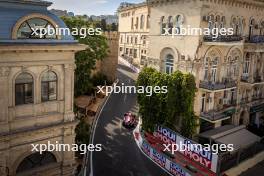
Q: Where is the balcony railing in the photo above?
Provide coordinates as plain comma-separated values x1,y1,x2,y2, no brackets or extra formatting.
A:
250,102,264,113
203,35,243,42
246,35,264,43
200,107,236,121
241,75,263,84
199,80,237,91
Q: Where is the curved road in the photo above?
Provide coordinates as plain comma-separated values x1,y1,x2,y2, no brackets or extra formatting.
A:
90,63,167,176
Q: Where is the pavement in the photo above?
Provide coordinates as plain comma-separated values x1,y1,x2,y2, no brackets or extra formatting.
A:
90,63,167,176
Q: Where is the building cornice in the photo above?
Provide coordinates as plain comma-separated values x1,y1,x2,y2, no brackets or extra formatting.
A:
0,44,87,52
147,0,264,11
0,0,52,7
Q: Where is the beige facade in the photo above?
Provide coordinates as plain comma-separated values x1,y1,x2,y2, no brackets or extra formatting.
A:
118,0,264,133
118,3,150,67
92,31,119,82
0,1,86,175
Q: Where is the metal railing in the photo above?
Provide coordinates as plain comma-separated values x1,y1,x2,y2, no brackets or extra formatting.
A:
200,106,236,121
246,35,264,43
203,35,243,42
199,80,237,91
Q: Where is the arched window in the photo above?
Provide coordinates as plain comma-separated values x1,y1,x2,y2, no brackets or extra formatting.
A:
131,18,134,30
204,57,209,80
41,71,57,102
211,57,218,83
232,17,239,35
208,15,214,33
135,17,139,29
16,152,56,174
243,53,250,75
15,73,34,105
17,18,57,39
249,18,255,39
147,15,150,29
175,15,183,34
220,16,225,28
161,16,166,34
168,16,173,34
140,15,145,29
165,54,174,74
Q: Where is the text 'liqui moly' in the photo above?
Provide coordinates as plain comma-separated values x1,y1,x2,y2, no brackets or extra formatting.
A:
154,125,177,144
184,140,212,169
170,162,186,176
152,149,166,167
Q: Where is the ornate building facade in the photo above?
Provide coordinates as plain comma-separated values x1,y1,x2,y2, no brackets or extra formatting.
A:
118,0,264,133
0,0,86,175
118,2,150,67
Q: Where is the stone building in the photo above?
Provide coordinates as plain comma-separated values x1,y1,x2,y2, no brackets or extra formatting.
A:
92,32,119,82
0,0,86,175
118,2,150,67
118,0,264,133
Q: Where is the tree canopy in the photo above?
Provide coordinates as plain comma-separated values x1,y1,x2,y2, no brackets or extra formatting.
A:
136,68,197,138
62,16,109,96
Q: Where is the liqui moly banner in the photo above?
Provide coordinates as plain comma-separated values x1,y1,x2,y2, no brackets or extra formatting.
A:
155,125,218,173
140,140,191,176
142,141,150,156
153,125,177,144
169,162,189,176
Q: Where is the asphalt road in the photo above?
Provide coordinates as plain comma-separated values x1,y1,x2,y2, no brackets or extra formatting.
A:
91,63,167,176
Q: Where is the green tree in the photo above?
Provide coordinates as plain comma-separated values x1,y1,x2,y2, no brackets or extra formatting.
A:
111,22,118,31
136,68,197,137
100,19,107,31
62,17,109,96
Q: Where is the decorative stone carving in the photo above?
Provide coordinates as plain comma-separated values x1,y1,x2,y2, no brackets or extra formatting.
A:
0,67,10,77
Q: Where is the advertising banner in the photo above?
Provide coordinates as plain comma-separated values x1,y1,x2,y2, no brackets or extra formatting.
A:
140,140,191,176
155,125,218,173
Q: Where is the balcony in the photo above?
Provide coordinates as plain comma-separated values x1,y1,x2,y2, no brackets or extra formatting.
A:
250,102,264,113
200,107,236,122
241,75,263,84
203,35,243,42
199,80,237,91
246,35,264,43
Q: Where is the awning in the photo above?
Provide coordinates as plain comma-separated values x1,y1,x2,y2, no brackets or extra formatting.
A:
199,125,261,150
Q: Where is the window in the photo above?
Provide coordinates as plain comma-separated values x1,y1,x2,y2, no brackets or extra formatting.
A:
140,15,145,29
175,15,183,34
134,49,137,58
204,57,209,80
147,15,150,29
15,73,34,105
168,16,173,34
211,58,218,83
16,152,56,173
135,37,138,44
131,18,134,30
136,17,139,29
17,18,56,39
41,71,57,102
243,53,250,75
249,18,255,39
161,16,166,34
165,54,174,74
